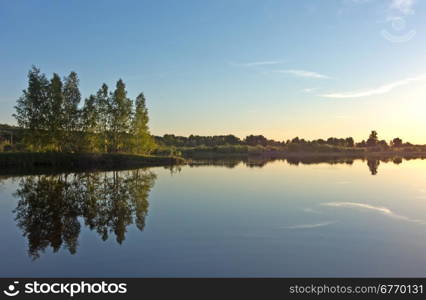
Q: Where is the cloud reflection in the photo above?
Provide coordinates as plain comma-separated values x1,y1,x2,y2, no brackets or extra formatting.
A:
322,202,426,224
284,221,337,229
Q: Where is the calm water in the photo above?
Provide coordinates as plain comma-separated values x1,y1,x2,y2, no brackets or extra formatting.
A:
1,158,426,277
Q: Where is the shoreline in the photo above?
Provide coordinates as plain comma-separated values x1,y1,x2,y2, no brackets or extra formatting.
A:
1,150,426,175
0,152,185,174
182,150,426,159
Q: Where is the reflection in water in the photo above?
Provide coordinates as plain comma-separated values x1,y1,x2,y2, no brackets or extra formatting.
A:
393,157,402,164
13,169,156,259
284,221,337,229
4,155,424,260
2,156,426,277
367,159,380,175
286,157,354,166
188,156,423,175
188,158,243,169
322,202,426,225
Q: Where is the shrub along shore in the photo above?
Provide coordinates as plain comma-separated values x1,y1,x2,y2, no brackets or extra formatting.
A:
0,152,185,171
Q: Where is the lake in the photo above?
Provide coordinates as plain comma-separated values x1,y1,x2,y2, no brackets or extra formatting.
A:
1,157,426,277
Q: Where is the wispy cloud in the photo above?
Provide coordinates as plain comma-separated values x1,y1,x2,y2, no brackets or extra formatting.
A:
322,202,426,224
303,87,320,93
284,221,337,229
275,70,331,79
231,60,285,67
321,74,426,99
303,207,323,214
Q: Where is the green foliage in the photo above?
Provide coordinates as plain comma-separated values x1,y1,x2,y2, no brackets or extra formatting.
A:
366,130,379,147
62,71,81,151
81,95,99,152
47,73,64,150
109,79,133,152
14,67,156,155
95,83,111,152
13,66,50,151
154,130,424,157
245,135,268,146
156,134,243,148
391,137,403,147
131,93,155,154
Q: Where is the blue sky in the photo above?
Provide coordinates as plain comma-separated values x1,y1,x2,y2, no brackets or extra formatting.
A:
1,0,426,142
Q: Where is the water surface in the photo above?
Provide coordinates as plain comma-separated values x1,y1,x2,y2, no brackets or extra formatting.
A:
1,158,426,277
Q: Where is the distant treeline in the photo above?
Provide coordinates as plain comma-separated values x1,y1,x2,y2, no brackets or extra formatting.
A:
10,66,154,154
154,131,414,151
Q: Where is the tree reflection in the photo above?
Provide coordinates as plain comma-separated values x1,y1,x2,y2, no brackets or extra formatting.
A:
13,169,156,259
183,156,395,175
393,157,402,165
367,159,380,175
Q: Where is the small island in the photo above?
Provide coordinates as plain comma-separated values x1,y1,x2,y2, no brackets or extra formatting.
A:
1,67,426,173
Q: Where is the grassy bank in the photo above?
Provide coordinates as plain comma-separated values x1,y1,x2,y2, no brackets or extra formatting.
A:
177,144,426,159
0,152,185,172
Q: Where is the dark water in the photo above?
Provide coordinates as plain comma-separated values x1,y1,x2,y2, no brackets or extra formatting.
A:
1,158,426,277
